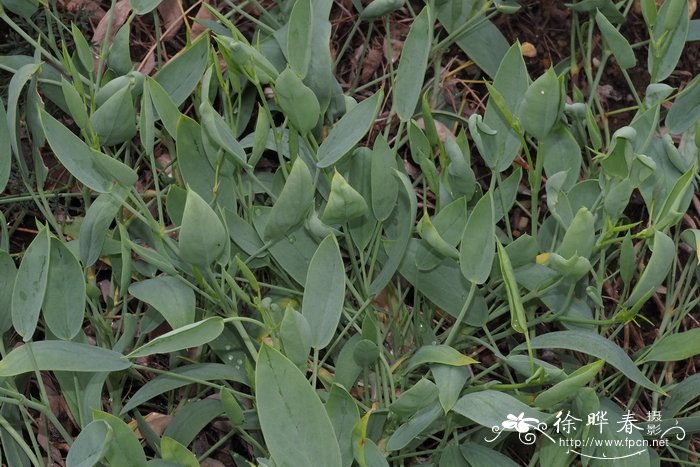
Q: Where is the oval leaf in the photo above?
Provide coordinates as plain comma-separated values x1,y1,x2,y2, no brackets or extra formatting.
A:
518,68,561,140
276,68,320,134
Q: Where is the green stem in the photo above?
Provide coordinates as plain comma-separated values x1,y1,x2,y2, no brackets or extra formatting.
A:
444,282,477,346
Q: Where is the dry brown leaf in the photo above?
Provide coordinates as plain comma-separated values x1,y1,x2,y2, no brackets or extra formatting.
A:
384,37,403,64
92,0,131,44
36,433,65,467
61,0,105,22
192,1,216,39
139,50,157,75
360,41,383,82
158,0,185,42
129,412,172,438
416,117,455,142
201,460,226,467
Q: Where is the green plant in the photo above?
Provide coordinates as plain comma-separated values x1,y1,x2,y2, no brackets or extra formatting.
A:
0,0,699,465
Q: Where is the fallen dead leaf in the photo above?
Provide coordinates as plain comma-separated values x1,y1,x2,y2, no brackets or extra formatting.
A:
92,0,131,44
201,460,226,467
158,0,185,42
416,117,455,142
60,0,105,22
192,1,216,39
357,40,383,82
129,412,172,438
37,433,65,467
139,50,157,75
384,37,403,64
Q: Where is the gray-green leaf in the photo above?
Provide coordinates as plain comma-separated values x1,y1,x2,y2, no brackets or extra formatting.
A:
129,276,195,329
393,7,432,121
317,90,383,168
179,189,228,266
11,228,50,341
459,191,495,284
302,235,345,349
0,341,130,376
43,238,86,340
256,345,342,467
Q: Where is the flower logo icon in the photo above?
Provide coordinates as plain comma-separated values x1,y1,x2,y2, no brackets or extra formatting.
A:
502,413,540,433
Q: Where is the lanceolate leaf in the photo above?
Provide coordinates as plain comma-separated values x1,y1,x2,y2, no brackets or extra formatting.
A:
640,328,700,363
326,384,360,467
622,230,675,308
256,345,342,467
405,345,478,372
42,237,86,340
90,84,137,145
317,90,383,168
596,10,636,69
459,191,495,284
0,250,17,334
0,100,11,193
394,7,432,121
127,317,225,358
513,331,664,392
40,110,122,192
11,228,50,341
264,158,314,241
287,0,313,77
79,190,124,267
154,35,209,106
368,170,416,295
302,235,345,349
370,135,399,221
452,390,549,429
0,341,130,376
